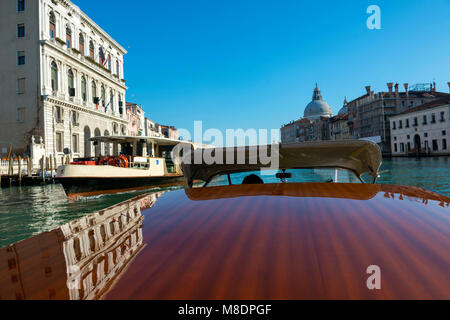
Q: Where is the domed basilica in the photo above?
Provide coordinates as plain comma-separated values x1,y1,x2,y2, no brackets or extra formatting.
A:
304,84,333,121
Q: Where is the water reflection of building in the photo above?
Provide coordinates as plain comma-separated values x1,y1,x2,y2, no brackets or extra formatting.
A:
0,192,163,300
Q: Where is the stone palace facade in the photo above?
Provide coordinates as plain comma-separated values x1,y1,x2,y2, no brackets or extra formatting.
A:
0,0,128,159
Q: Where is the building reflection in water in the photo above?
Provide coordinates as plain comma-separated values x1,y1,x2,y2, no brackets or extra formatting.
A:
0,192,164,300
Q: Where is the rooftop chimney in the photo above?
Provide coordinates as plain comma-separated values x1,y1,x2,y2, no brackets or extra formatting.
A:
365,86,371,95
404,83,409,96
387,82,393,93
395,83,399,94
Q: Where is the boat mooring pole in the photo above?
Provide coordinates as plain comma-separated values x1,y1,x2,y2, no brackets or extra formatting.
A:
18,156,22,186
41,155,45,184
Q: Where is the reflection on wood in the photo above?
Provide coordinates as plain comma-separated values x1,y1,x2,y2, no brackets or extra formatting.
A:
105,183,450,300
0,192,164,300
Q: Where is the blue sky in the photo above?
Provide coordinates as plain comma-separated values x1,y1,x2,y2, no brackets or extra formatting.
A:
74,0,450,138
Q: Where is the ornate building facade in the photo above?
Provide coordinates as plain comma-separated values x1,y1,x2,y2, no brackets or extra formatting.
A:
0,0,128,159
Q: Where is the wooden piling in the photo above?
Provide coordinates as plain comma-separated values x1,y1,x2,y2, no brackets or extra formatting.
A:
41,155,46,184
27,158,32,177
18,156,22,185
50,155,53,177
7,146,12,176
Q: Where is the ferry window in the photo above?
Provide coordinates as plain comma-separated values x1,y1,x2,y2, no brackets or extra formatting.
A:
17,24,25,38
17,51,25,65
66,26,72,48
18,0,25,12
56,132,63,153
79,33,84,55
49,12,56,39
51,61,58,91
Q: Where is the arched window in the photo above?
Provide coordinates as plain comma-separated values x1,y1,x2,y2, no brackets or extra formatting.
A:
118,94,123,114
79,33,84,55
51,61,58,92
101,85,105,106
89,41,94,59
91,81,97,104
49,11,56,39
110,90,114,112
81,76,87,102
66,26,72,48
99,47,105,66
67,68,74,96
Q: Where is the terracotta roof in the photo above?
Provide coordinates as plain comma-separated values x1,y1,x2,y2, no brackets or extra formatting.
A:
397,96,450,115
330,113,349,121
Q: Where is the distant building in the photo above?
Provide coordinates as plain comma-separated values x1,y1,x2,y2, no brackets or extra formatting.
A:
144,117,162,138
158,124,179,140
126,103,145,136
281,85,333,143
390,96,450,156
347,83,449,154
0,0,128,159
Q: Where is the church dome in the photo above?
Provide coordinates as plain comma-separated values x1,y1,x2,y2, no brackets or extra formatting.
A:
338,97,348,115
304,84,333,120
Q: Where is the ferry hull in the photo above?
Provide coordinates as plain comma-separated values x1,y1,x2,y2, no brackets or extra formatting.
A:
58,175,186,199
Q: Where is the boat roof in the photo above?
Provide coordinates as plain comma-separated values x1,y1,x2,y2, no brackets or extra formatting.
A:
90,135,191,147
181,140,382,186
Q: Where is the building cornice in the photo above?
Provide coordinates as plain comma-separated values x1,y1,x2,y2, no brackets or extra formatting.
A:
51,0,128,55
45,97,128,124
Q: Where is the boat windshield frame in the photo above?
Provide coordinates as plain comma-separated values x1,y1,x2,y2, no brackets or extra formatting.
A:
181,140,382,188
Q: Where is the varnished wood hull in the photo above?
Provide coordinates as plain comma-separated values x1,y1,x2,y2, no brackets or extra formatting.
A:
105,183,450,300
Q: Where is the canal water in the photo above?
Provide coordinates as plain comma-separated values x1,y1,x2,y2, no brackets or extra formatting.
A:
0,157,449,248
